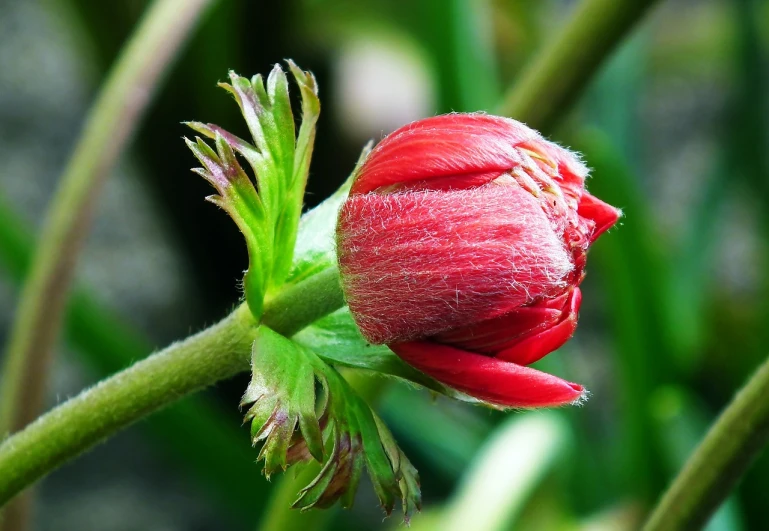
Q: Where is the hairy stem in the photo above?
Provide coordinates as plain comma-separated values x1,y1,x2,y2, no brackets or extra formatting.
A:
642,356,769,530
0,268,346,508
498,0,661,132
261,266,345,337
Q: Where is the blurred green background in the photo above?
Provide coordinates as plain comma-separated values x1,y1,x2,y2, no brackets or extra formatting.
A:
1,0,768,529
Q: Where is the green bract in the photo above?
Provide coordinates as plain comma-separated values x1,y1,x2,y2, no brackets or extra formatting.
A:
184,63,422,520
186,61,319,319
243,328,420,518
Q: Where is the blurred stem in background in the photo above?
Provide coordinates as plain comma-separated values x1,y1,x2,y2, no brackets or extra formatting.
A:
498,0,662,132
0,194,263,525
725,0,769,526
0,0,212,528
437,413,568,531
642,355,769,530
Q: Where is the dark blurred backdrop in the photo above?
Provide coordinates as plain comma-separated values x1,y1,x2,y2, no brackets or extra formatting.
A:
1,0,768,530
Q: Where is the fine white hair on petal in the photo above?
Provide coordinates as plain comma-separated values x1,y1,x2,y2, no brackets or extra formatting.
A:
337,185,574,344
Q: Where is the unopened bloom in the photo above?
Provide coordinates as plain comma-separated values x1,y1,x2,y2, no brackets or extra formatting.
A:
336,114,620,408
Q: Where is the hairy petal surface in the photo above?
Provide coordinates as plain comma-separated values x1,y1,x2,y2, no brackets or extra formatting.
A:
337,185,574,344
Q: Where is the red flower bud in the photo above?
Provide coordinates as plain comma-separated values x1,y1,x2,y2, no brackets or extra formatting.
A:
336,114,620,408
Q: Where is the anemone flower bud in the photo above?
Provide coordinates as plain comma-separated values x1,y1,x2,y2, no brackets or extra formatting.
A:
336,114,621,408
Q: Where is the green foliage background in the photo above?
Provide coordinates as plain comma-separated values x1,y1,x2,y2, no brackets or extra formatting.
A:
1,0,768,529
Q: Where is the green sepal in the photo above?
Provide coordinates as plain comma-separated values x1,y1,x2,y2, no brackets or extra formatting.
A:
242,329,324,474
242,327,421,519
273,61,321,291
294,307,476,403
286,142,373,285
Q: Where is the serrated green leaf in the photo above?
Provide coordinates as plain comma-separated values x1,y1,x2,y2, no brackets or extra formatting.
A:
244,327,325,471
287,60,320,194
186,62,322,319
266,64,296,188
185,121,260,165
185,133,270,318
243,327,421,519
270,63,322,289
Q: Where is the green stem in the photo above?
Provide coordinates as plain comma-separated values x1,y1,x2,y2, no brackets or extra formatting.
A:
0,0,212,438
262,266,345,337
642,355,769,531
497,0,661,132
0,268,346,508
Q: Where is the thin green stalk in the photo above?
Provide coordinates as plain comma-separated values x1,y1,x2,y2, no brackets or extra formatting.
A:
0,0,212,437
643,355,769,531
0,268,347,508
261,266,345,337
497,0,661,132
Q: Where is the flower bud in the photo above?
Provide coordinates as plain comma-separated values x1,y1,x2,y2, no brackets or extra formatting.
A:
336,114,620,408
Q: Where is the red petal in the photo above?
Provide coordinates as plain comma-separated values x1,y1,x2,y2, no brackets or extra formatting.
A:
496,288,582,365
390,341,585,408
435,306,562,352
352,115,542,194
435,290,573,353
381,170,506,193
337,185,574,344
578,192,621,242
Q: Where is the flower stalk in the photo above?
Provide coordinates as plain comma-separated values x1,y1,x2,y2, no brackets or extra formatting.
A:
498,0,662,132
0,268,347,508
643,354,769,531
